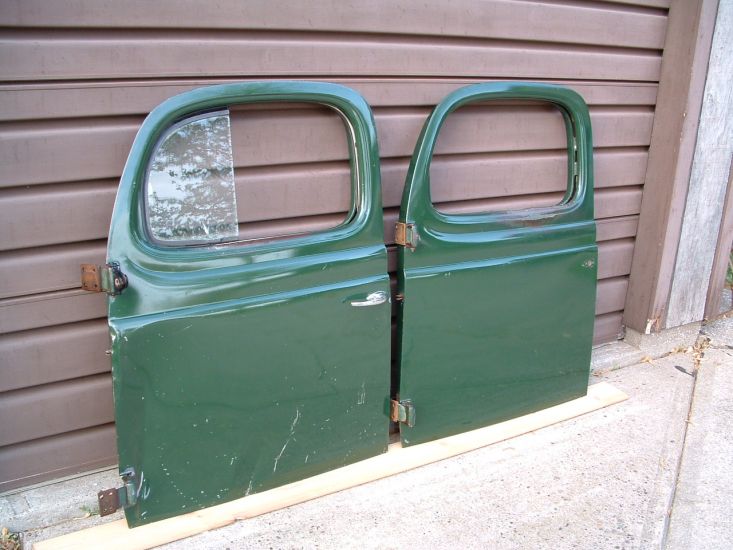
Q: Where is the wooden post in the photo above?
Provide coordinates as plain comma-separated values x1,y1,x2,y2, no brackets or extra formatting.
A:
624,0,719,334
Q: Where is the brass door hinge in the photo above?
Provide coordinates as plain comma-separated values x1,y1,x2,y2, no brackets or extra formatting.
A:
390,399,416,427
395,222,417,249
81,262,128,295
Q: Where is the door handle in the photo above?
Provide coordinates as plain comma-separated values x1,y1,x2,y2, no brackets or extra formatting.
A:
350,291,389,307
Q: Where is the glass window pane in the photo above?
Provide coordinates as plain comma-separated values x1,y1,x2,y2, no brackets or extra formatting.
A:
147,112,239,243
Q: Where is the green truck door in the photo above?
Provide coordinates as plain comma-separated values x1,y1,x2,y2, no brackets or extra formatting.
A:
395,83,597,446
102,81,597,527
105,82,391,526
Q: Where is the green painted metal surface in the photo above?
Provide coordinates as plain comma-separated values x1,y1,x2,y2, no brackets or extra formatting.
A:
106,82,391,526
106,80,597,526
396,82,597,446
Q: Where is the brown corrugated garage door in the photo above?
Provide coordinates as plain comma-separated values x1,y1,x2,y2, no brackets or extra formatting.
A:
0,0,669,491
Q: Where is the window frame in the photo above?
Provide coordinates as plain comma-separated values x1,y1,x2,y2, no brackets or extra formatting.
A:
108,81,383,276
142,104,359,249
399,82,594,239
429,100,574,217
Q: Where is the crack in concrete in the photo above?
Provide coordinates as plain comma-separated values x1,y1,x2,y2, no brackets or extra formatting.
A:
659,335,710,549
659,380,696,549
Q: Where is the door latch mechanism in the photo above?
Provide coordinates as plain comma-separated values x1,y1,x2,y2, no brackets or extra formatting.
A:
81,262,128,295
390,399,416,427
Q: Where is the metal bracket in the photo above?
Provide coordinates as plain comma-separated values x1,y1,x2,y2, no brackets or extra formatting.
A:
81,262,128,295
97,487,124,517
395,222,417,250
390,399,416,427
97,468,137,517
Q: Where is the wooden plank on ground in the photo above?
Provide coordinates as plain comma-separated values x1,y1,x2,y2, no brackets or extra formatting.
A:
34,382,627,550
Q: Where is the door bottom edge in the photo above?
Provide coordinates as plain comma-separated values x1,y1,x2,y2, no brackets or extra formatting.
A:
35,382,627,550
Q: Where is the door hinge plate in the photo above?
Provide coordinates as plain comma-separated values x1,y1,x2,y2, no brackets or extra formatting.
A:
395,222,417,250
81,262,128,295
97,487,123,516
97,468,138,516
390,399,416,427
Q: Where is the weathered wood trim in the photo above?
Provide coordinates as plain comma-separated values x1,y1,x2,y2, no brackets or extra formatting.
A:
704,158,733,318
667,0,733,326
623,0,719,333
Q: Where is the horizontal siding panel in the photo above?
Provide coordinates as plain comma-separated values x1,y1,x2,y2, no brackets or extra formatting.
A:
0,81,659,122
0,241,107,300
0,184,115,252
594,187,643,218
0,374,113,447
0,118,141,188
0,320,109,393
0,34,662,83
596,215,639,241
0,107,654,188
0,0,667,50
597,238,635,280
596,277,629,316
593,312,624,344
0,149,649,251
0,290,106,335
430,149,648,206
0,424,116,493
602,0,669,8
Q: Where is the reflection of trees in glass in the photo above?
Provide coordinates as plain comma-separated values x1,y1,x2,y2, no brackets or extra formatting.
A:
147,113,239,242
